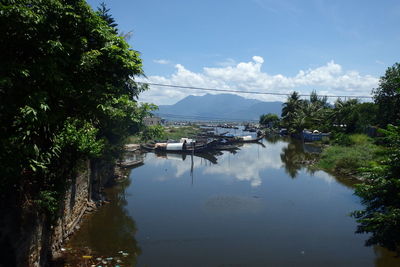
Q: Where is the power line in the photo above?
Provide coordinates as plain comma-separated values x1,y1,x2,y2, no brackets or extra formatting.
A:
138,82,373,99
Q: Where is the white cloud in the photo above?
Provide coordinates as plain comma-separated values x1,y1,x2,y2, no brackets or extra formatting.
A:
203,141,285,187
138,56,378,105
153,59,171,65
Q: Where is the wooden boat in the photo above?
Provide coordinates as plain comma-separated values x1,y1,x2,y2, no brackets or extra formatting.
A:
231,135,265,143
141,139,216,153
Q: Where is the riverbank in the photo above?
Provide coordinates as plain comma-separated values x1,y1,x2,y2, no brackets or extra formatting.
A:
313,134,384,179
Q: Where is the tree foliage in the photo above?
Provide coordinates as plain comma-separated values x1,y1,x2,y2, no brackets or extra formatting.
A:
280,91,377,135
352,125,400,253
141,125,165,141
97,2,118,33
373,63,400,127
281,91,331,134
259,113,280,127
0,0,152,214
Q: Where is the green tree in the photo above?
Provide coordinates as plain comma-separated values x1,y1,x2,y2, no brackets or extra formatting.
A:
373,63,400,127
0,0,151,213
281,91,331,134
97,2,118,33
353,102,378,132
352,125,400,253
329,98,359,133
281,91,303,132
259,113,280,128
141,125,165,141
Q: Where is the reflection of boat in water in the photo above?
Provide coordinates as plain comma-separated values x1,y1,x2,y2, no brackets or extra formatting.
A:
214,144,240,151
154,151,219,164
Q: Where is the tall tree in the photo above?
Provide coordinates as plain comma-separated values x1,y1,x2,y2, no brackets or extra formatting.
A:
97,2,118,32
281,91,303,132
373,63,400,127
0,0,151,213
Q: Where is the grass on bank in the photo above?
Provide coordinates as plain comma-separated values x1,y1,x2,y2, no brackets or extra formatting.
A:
163,125,200,140
125,125,201,144
316,134,384,176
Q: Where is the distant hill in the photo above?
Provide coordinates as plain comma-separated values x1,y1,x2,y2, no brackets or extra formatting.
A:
155,94,282,121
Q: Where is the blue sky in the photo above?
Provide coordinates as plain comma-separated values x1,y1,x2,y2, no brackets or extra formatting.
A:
87,0,400,104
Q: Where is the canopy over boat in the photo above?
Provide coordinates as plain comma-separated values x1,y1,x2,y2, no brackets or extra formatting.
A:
166,143,184,151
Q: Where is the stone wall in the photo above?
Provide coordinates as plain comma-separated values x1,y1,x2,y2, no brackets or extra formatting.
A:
0,197,50,267
50,158,117,260
0,158,116,266
50,160,92,257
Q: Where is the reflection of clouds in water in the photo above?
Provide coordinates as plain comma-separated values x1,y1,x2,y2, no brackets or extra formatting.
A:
142,141,289,187
203,141,287,187
312,170,335,184
144,153,208,179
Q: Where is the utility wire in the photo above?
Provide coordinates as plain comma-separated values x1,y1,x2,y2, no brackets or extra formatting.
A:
138,82,373,99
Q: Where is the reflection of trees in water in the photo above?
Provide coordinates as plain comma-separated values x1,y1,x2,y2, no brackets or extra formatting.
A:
280,139,318,178
373,246,400,267
264,134,281,144
279,139,363,189
68,178,141,266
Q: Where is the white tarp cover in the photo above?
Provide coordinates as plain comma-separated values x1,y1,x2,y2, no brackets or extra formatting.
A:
166,143,184,151
242,135,253,141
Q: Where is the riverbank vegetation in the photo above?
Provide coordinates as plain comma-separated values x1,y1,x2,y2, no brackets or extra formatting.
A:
126,124,200,143
269,62,400,253
0,1,152,217
163,125,200,140
316,134,383,177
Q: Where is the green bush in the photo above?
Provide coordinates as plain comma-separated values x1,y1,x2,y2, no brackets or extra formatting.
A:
349,134,371,145
317,142,382,176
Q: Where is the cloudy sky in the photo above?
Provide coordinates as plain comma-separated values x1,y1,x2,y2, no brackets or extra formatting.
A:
87,0,400,105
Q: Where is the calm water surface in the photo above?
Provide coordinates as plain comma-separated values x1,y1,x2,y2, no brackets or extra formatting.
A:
68,136,400,267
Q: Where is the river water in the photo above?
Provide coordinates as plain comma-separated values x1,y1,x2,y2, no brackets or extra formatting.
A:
66,136,400,267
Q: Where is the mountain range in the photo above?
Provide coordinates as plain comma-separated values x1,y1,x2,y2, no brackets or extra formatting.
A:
155,94,283,121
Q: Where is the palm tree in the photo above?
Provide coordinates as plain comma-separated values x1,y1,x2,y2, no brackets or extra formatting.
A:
282,92,303,131
282,91,302,118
